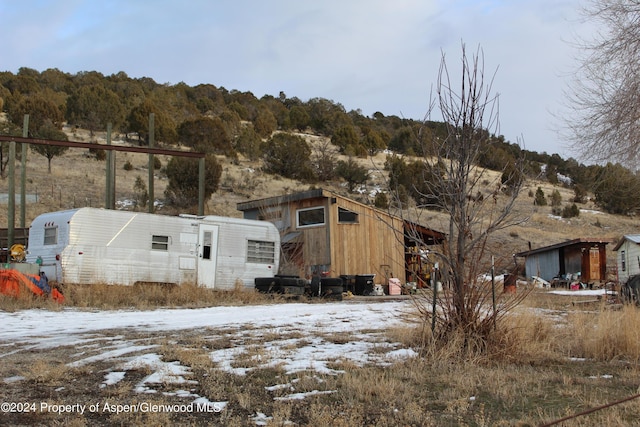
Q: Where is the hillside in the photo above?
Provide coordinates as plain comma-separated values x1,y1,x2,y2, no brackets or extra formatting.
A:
1,126,638,276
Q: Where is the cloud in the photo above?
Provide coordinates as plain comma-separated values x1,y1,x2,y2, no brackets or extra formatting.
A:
1,0,588,157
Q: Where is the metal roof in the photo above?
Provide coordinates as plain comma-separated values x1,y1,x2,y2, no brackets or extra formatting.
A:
613,234,640,251
515,238,614,257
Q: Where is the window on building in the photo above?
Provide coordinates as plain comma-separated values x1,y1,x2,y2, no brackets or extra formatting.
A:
338,207,359,224
44,226,57,245
621,250,626,272
152,235,169,251
247,240,275,263
297,207,325,228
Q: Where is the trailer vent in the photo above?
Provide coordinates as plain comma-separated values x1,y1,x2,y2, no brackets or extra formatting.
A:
247,240,275,264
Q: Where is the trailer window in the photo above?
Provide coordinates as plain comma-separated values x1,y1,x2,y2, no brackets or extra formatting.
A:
621,250,626,272
297,207,325,228
152,235,169,251
44,226,57,245
202,231,212,260
247,240,275,263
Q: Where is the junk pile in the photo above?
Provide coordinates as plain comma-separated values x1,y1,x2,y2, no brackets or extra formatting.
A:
0,269,64,303
255,274,399,301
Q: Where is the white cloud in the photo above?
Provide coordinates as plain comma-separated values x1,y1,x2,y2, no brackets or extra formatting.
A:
1,0,590,157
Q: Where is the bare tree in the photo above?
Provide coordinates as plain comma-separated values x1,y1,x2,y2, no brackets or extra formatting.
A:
391,44,527,353
564,0,640,166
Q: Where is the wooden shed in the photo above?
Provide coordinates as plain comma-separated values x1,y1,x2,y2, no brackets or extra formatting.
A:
236,189,445,285
515,238,613,285
613,234,640,284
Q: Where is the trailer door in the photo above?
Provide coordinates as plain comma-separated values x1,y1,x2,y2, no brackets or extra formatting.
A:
197,224,219,288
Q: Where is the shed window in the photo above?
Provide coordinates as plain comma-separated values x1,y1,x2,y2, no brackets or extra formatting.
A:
152,235,169,251
621,250,626,272
297,207,325,228
338,207,359,224
247,240,275,263
44,226,57,245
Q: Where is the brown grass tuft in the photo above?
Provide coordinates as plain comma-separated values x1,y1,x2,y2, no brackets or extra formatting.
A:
25,360,69,385
564,305,640,362
50,282,278,310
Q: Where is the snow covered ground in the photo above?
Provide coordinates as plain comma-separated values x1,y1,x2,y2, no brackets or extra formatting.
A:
0,300,417,410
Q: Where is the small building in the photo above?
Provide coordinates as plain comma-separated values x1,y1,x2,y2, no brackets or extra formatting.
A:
613,234,640,284
515,238,613,284
236,189,446,285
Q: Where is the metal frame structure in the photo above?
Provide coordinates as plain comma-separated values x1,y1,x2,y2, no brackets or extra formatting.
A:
0,117,206,251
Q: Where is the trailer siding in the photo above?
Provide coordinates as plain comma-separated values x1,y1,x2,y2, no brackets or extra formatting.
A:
205,216,279,289
63,209,198,285
26,208,279,288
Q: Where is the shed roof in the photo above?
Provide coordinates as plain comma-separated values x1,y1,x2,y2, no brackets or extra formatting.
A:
515,238,614,258
237,188,328,211
236,188,446,241
613,234,640,251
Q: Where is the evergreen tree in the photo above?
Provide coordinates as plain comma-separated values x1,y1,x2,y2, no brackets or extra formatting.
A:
534,187,547,206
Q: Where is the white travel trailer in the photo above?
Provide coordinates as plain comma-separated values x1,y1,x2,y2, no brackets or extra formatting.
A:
25,207,280,289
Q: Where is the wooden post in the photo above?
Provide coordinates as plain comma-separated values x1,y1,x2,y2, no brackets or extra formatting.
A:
105,123,113,209
20,115,28,228
198,157,205,216
431,263,438,334
491,256,497,331
148,113,155,213
8,141,15,254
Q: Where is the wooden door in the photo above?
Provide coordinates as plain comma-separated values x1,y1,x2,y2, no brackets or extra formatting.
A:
589,247,601,280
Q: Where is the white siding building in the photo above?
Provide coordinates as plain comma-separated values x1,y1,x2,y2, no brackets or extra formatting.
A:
613,235,640,284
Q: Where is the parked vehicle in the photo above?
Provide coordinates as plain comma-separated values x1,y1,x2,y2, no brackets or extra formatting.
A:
621,274,640,305
26,207,280,289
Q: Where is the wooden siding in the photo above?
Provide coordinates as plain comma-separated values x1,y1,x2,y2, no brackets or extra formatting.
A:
285,196,331,269
237,189,445,284
328,197,405,282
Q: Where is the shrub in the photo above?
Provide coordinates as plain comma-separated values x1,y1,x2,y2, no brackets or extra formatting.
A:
561,203,580,218
534,187,547,206
550,189,562,206
262,133,314,181
374,192,389,209
89,148,106,161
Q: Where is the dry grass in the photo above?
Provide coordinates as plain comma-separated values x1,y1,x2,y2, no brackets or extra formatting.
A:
564,305,640,362
4,298,640,425
24,360,70,386
0,281,285,311
0,289,64,312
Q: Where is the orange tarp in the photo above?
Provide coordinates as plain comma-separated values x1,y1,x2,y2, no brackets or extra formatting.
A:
0,269,64,303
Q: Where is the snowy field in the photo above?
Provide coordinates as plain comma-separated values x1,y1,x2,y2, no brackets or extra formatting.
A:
0,299,417,419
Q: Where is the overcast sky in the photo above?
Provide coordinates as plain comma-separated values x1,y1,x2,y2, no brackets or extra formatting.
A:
1,0,590,158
